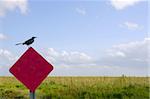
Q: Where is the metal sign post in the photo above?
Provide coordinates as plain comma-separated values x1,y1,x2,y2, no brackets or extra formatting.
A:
30,90,35,99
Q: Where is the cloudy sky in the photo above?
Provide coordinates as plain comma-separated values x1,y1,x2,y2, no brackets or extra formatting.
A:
0,0,149,76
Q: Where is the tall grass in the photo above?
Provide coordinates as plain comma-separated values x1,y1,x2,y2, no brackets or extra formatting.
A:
0,77,149,99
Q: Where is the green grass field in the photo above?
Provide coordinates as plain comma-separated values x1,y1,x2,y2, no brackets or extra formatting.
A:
0,77,149,99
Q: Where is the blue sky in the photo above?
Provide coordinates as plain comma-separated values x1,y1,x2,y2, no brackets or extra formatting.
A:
0,0,149,76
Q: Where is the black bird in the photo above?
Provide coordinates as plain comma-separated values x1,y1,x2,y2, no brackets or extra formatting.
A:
16,37,37,46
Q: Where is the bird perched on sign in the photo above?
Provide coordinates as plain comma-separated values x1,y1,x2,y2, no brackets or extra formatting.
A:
16,37,37,46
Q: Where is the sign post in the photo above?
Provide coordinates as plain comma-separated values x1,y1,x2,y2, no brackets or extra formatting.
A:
30,91,35,99
9,47,53,98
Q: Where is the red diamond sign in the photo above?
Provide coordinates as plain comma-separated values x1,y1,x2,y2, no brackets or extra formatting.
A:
9,47,53,92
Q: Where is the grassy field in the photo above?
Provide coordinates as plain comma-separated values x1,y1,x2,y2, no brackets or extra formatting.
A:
0,76,149,99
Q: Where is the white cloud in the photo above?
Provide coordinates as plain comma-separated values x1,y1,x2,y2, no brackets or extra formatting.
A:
43,48,94,67
0,38,149,76
110,0,142,10
0,49,17,65
0,49,15,61
107,50,126,57
92,38,149,76
0,49,18,76
0,49,17,74
0,33,7,40
75,7,86,15
0,0,28,17
42,38,149,76
120,21,142,30
101,38,149,67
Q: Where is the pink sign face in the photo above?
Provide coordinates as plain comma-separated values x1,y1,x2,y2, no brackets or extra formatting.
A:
9,47,53,92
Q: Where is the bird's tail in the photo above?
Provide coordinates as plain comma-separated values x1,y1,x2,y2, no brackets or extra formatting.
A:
15,43,23,45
